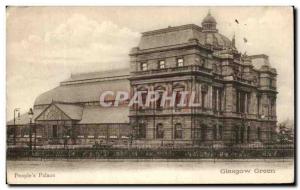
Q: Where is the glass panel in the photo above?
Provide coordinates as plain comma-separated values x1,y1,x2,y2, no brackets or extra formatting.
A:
159,60,165,69
177,58,184,67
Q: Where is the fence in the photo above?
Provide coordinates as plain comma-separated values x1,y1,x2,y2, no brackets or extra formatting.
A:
7,145,294,160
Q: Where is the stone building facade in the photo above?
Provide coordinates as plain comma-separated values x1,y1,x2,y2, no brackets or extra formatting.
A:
7,12,277,147
129,13,277,147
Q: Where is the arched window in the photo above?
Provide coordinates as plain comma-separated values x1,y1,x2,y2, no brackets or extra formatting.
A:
257,127,262,141
141,91,147,107
156,123,164,139
247,126,250,142
173,84,185,108
156,91,163,109
219,125,223,140
137,87,148,109
155,86,165,110
138,123,146,139
175,91,182,107
201,125,207,142
213,125,217,140
175,123,183,139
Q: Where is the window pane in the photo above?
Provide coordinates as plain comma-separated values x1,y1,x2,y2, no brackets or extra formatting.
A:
141,63,147,71
156,91,163,109
156,124,164,139
159,60,165,69
138,123,146,139
177,58,184,67
175,124,182,139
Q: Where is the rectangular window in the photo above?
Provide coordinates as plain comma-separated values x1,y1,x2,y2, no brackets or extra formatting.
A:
236,91,247,113
177,58,184,67
212,88,217,111
175,124,183,139
194,128,201,139
141,63,148,71
257,95,261,115
159,60,165,69
269,79,273,88
270,98,275,116
201,91,206,108
240,92,245,113
218,89,222,111
236,92,240,113
247,93,250,113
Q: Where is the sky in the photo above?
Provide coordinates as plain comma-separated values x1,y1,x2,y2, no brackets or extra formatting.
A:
6,6,294,122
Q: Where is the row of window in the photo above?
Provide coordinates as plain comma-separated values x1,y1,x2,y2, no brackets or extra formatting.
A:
137,123,223,140
137,90,209,109
236,91,250,113
232,126,271,143
136,123,270,143
256,95,276,116
140,58,184,71
137,123,183,139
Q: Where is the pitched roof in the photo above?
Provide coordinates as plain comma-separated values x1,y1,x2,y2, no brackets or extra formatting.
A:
34,103,83,121
55,104,83,120
34,72,130,106
61,68,130,85
138,24,232,50
79,106,129,124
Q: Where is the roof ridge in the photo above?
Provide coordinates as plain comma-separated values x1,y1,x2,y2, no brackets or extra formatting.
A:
70,68,130,78
142,24,202,36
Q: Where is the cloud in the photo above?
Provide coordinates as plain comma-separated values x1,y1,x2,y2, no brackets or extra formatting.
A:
7,14,140,119
8,14,140,72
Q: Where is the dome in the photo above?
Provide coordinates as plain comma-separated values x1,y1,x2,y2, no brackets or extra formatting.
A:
202,12,217,32
202,12,217,24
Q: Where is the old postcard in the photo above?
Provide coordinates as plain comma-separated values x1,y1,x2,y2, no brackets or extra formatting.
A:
6,6,294,184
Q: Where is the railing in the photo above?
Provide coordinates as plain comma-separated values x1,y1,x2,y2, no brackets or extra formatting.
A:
130,108,277,122
129,107,214,116
131,65,212,76
7,145,294,160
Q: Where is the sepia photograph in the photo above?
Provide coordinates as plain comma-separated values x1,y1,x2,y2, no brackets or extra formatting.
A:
5,6,294,184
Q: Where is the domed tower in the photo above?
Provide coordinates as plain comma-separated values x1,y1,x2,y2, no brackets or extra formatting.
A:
202,11,218,33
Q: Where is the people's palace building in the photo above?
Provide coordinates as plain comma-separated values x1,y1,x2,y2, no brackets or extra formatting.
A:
7,13,277,147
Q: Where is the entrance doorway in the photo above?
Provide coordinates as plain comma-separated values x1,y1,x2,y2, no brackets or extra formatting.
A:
53,125,58,138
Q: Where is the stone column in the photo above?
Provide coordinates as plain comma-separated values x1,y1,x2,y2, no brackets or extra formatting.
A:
199,83,202,107
209,86,213,109
224,84,234,112
216,89,219,111
245,93,248,113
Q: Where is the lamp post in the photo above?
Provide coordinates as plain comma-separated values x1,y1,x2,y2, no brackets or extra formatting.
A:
13,108,20,145
28,108,34,155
